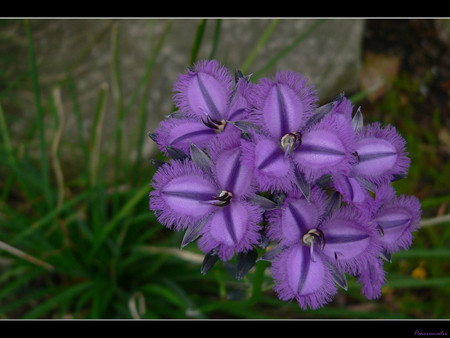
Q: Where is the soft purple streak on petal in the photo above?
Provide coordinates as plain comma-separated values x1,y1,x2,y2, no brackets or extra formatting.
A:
358,259,386,300
332,174,371,205
292,113,355,182
352,122,410,184
149,160,218,230
266,187,328,246
226,77,253,121
248,71,317,139
173,60,233,120
241,131,295,192
320,206,382,275
271,244,337,310
154,117,217,155
207,133,255,197
197,200,262,261
372,193,422,254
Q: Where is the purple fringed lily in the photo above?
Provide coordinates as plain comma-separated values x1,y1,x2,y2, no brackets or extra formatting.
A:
369,184,422,255
149,135,263,262
242,72,356,195
264,187,383,309
330,98,411,209
153,60,253,156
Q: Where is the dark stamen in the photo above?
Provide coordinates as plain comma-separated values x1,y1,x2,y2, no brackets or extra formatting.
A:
201,114,227,132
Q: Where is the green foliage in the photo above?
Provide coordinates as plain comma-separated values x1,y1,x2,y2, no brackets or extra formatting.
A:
0,18,448,319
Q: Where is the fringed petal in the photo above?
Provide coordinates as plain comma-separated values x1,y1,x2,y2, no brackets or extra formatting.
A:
271,244,337,310
172,59,234,121
332,173,373,207
266,187,328,246
357,258,386,300
149,160,219,230
292,112,356,183
319,205,383,275
248,71,318,139
371,192,422,254
226,76,253,122
154,116,217,156
351,122,411,185
197,200,263,261
206,132,256,198
241,131,295,193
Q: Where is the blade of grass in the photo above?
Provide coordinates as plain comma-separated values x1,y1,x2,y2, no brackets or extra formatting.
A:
23,281,92,319
240,19,280,74
11,189,91,244
24,19,53,210
190,19,207,65
249,259,270,304
65,65,89,176
89,82,108,188
0,102,14,165
0,240,54,271
208,19,222,60
111,22,126,215
89,184,150,259
252,19,326,80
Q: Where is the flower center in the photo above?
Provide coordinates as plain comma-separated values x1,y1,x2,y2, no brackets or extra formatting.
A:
201,114,227,132
302,228,325,249
211,190,233,207
280,132,302,155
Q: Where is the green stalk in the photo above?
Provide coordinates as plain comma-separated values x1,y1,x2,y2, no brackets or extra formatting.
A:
253,19,326,80
209,19,222,60
189,19,207,65
240,19,280,74
24,19,53,210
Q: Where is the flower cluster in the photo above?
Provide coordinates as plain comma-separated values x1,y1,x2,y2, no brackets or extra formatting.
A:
148,59,422,310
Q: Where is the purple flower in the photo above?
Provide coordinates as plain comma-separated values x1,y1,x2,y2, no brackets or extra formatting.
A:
242,72,356,194
148,59,423,311
369,184,422,255
153,60,253,156
265,187,383,309
149,135,263,261
330,99,411,209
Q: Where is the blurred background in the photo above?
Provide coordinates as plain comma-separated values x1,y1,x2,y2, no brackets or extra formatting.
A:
0,18,448,319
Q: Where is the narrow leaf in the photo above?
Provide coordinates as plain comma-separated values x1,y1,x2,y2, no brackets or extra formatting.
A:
236,249,258,280
201,250,219,275
326,262,348,291
247,194,279,210
352,106,363,132
189,142,212,173
181,217,209,249
293,166,310,202
166,146,188,161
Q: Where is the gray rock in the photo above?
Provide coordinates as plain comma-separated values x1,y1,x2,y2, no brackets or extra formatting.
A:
0,18,364,164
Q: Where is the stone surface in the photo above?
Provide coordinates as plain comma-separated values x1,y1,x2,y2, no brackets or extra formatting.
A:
0,18,365,163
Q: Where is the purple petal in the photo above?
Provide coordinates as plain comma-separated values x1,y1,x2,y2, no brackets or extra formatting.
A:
249,71,317,139
332,173,373,206
358,258,386,300
173,59,234,121
241,131,295,192
330,96,354,127
271,244,337,310
149,160,218,230
351,122,411,185
319,206,383,275
207,134,255,197
154,116,217,156
197,200,262,261
266,187,328,246
292,113,356,182
371,192,422,254
226,77,253,121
